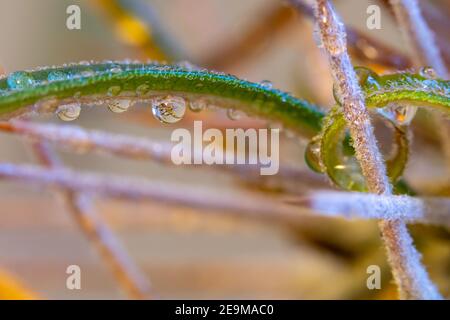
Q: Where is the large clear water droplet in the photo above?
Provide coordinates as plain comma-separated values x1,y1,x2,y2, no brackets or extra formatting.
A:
107,99,133,113
151,96,186,124
57,103,81,121
377,103,417,126
7,71,35,90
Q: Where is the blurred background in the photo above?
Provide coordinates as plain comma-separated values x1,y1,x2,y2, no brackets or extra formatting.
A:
0,0,448,299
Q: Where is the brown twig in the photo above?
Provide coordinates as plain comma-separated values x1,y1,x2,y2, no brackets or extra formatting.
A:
0,120,329,194
30,141,154,300
1,121,173,163
0,162,445,227
311,0,441,299
0,162,301,221
203,5,297,69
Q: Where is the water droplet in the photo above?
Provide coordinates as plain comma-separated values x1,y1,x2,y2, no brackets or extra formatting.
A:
107,86,121,97
7,71,35,90
189,99,207,112
151,96,186,124
176,61,201,71
419,66,437,79
80,69,94,77
136,84,150,96
227,109,242,120
107,99,132,113
304,137,323,173
377,103,417,126
47,71,67,82
57,103,81,121
332,83,343,105
109,66,122,73
259,80,273,89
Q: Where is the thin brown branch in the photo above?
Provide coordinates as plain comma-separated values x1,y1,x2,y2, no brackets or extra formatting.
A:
389,0,448,76
1,120,173,163
30,141,154,300
204,5,297,69
288,191,450,227
0,162,445,228
0,162,302,221
0,120,329,193
312,0,441,299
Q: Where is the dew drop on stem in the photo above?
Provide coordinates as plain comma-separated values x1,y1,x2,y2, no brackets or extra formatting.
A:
189,99,207,112
151,96,186,124
259,80,273,89
7,71,35,90
227,109,242,120
304,136,323,173
377,103,417,126
57,103,81,121
419,66,437,79
108,99,133,113
47,71,67,82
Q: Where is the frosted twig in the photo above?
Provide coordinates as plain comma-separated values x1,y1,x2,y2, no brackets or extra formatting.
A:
0,162,444,227
312,0,441,299
0,162,302,221
289,191,450,227
0,120,329,192
389,0,450,172
289,0,411,69
30,141,154,300
0,121,173,163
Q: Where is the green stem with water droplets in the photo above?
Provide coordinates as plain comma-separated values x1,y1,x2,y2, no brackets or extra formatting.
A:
0,62,448,132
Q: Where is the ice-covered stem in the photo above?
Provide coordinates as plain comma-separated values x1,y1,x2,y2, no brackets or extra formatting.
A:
389,0,450,172
1,121,173,163
313,0,441,299
31,141,154,299
292,191,450,227
314,0,390,194
289,0,412,69
0,162,443,226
